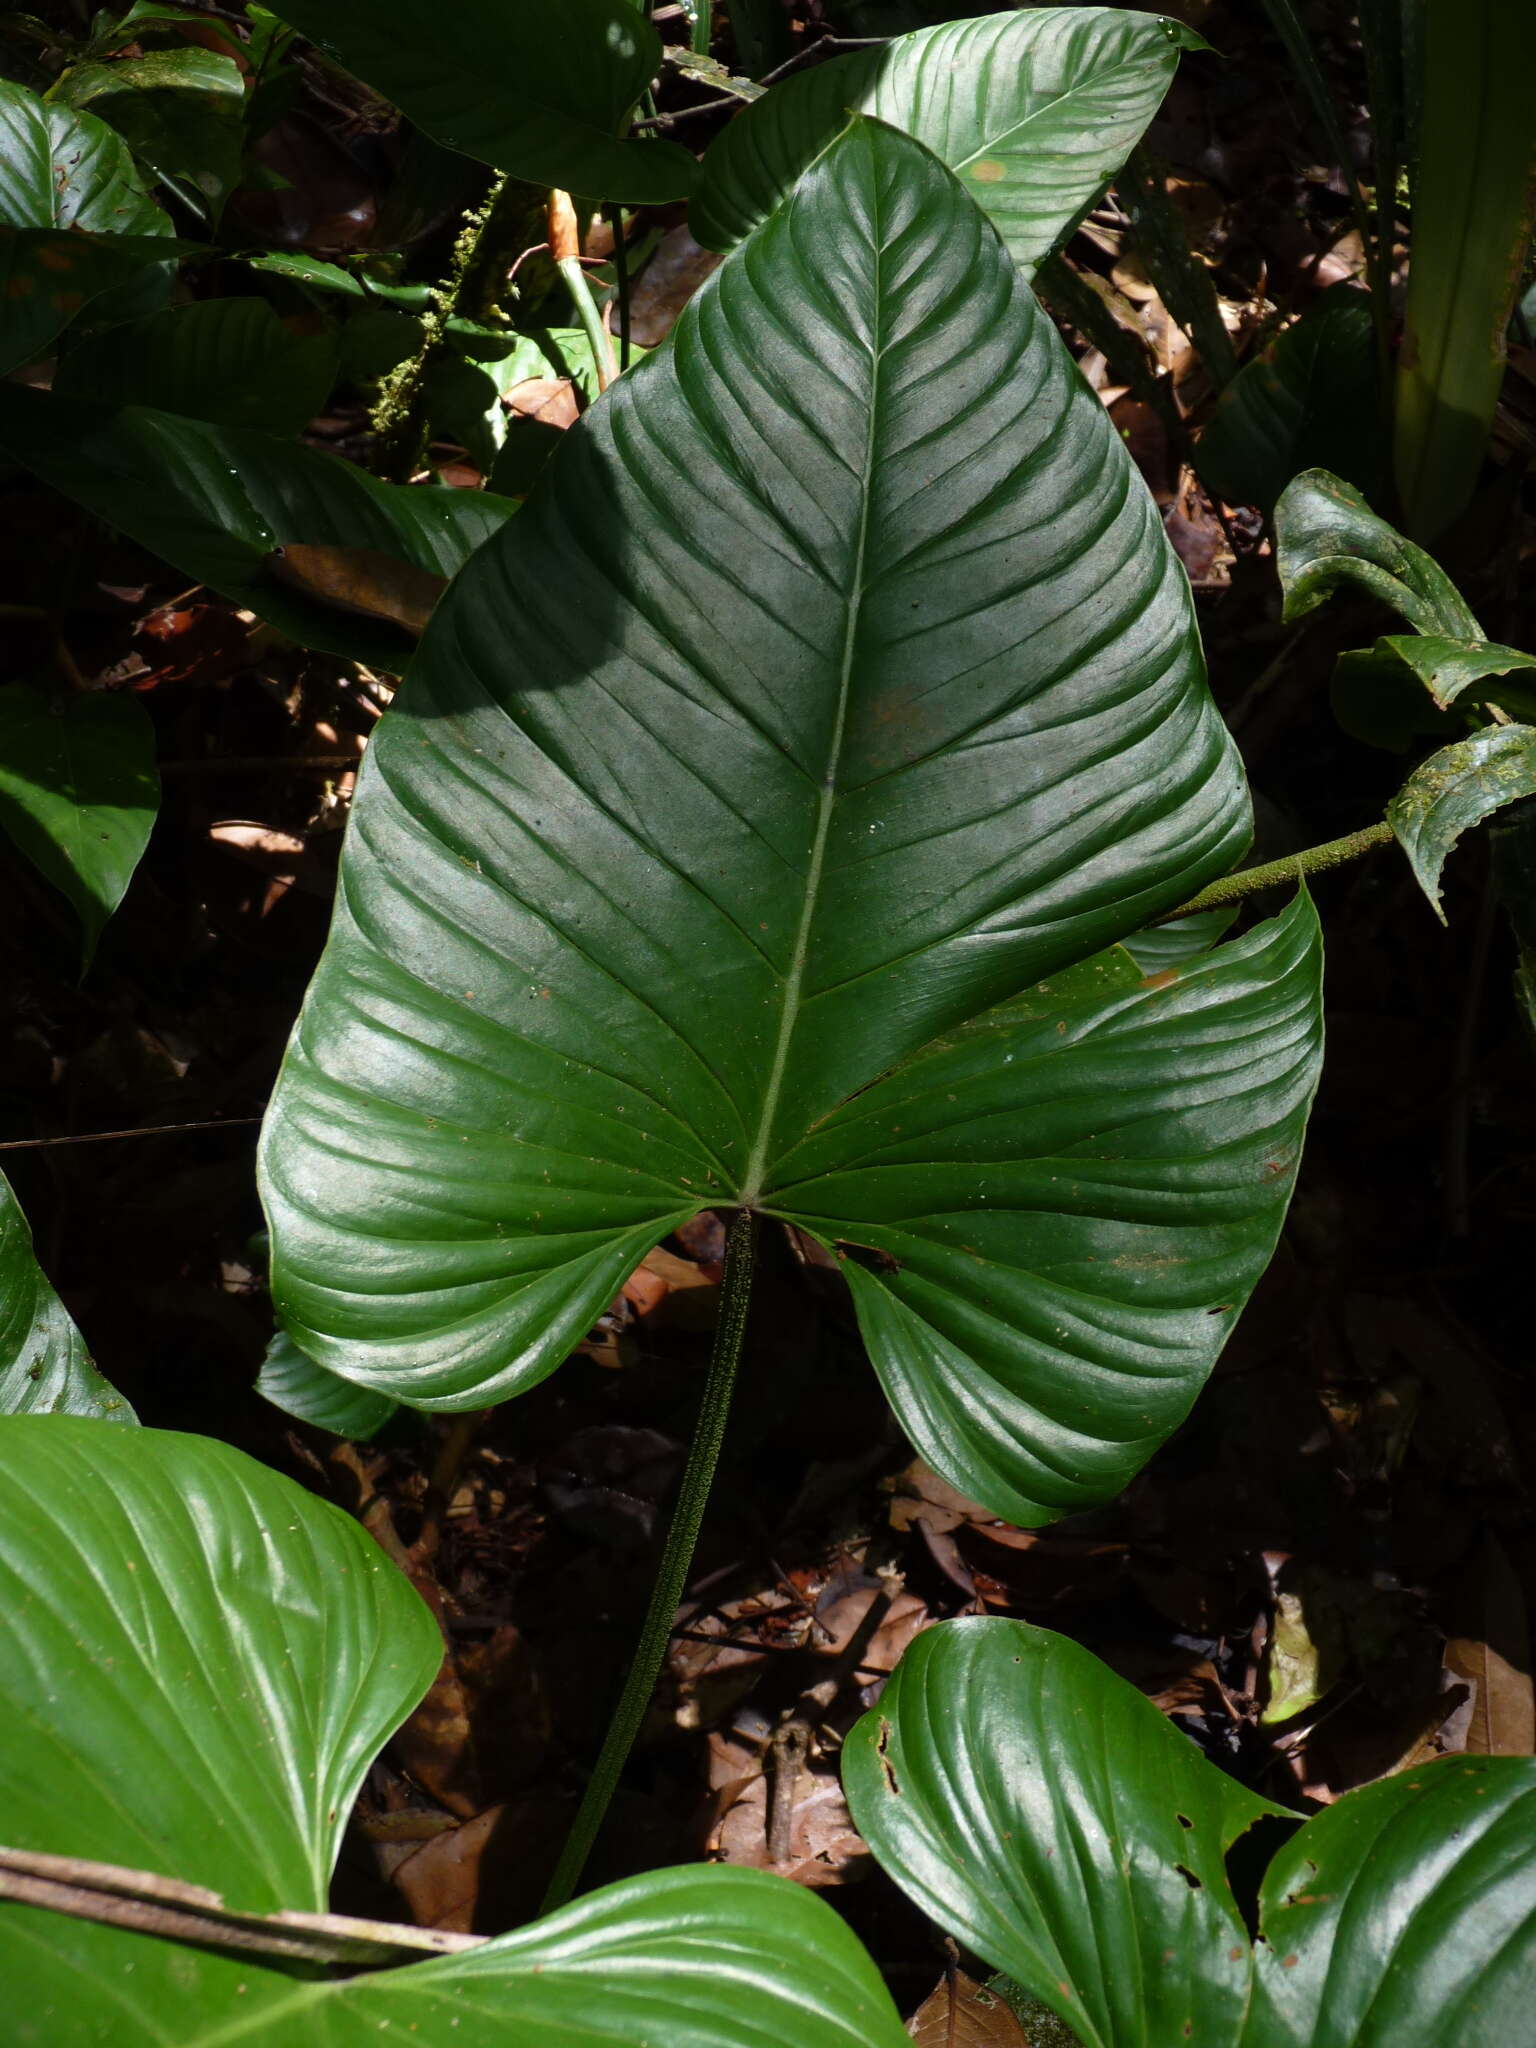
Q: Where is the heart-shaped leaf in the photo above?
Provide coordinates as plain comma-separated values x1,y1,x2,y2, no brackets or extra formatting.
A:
55,297,338,437
0,386,514,665
844,1617,1536,2048
1387,725,1536,920
265,0,697,203
0,1417,908,2048
1197,286,1382,514
691,6,1197,271
0,680,159,966
1274,469,1478,638
259,118,1321,1523
0,1179,134,1421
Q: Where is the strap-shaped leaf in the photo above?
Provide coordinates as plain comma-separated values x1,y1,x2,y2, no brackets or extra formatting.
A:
0,1418,907,2048
845,1617,1536,2048
265,0,697,203
1387,725,1536,920
0,1178,134,1421
691,7,1197,271
843,1618,1291,2048
1273,469,1478,637
260,119,1318,1524
0,387,513,665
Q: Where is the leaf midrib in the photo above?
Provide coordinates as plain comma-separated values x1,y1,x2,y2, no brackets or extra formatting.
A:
736,176,885,1206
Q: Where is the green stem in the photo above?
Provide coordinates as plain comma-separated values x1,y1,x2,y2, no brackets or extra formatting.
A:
691,0,711,56
539,1207,758,1914
558,254,618,394
1155,820,1396,922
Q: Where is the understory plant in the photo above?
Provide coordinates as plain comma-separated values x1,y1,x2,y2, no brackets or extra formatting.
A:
1,3,1522,2042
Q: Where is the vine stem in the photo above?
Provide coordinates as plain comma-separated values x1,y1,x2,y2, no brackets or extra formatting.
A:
1153,819,1396,923
539,1207,758,1914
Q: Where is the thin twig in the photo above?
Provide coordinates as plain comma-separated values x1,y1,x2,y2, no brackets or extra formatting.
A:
0,1116,263,1153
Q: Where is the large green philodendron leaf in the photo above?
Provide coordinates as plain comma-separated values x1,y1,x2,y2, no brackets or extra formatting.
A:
691,7,1198,271
0,386,514,666
0,1419,906,2048
265,0,696,203
260,118,1322,1525
844,1618,1536,2048
0,1176,134,1421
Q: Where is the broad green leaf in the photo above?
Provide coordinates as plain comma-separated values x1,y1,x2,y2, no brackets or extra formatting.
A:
259,119,1321,1527
845,1617,1536,2048
55,297,337,436
1394,0,1536,540
1273,469,1478,638
0,386,514,666
264,0,697,203
52,47,246,224
0,1420,906,2048
1387,725,1536,921
843,1618,1291,2048
0,226,185,376
0,681,158,966
0,1175,135,1421
256,1324,398,1438
1250,1761,1536,2046
1197,287,1382,513
0,76,170,234
691,7,1196,272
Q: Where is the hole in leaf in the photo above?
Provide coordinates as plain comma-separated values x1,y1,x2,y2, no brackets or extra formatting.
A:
1224,1814,1304,1940
1176,1813,1194,1830
1174,1864,1202,1890
876,1718,900,1797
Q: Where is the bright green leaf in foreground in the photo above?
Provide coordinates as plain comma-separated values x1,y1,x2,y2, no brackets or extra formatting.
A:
264,0,697,203
0,387,515,665
0,1179,135,1421
261,119,1322,1526
0,1419,907,2048
844,1617,1536,2048
0,681,159,966
692,6,1197,271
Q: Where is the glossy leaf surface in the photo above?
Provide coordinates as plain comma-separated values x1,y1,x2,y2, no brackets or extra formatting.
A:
256,1325,398,1439
0,681,159,966
0,76,169,234
1249,1759,1536,2047
1375,634,1536,718
692,7,1194,271
0,1177,134,1421
1274,470,1476,637
846,1617,1536,2048
844,1618,1289,2048
1387,725,1536,920
262,119,1321,1524
0,1421,905,2048
55,297,337,437
1197,286,1381,513
265,0,697,202
54,47,246,225
0,386,513,665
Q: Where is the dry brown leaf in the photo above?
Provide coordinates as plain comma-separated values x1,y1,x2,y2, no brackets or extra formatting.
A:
626,223,724,347
1445,1536,1535,1755
265,544,446,637
907,1971,1030,2047
709,1757,867,1887
506,377,580,429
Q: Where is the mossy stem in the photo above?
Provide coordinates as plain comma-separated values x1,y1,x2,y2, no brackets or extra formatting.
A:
538,1207,758,1913
1154,820,1396,922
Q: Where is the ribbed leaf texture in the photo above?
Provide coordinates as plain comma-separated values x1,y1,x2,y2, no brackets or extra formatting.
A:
261,119,1322,1525
0,1179,134,1421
